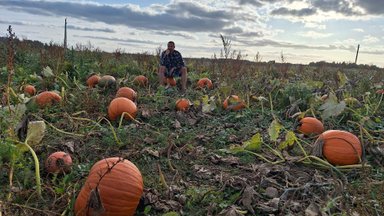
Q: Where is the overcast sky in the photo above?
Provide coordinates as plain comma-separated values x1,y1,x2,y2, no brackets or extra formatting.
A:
1,0,384,67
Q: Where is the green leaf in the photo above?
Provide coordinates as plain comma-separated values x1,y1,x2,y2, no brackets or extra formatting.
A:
41,66,54,77
319,93,346,120
243,133,262,152
201,95,216,113
278,131,297,150
337,71,348,88
268,119,282,142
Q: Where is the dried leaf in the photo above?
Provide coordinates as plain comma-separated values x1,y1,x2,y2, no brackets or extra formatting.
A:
239,185,256,214
26,120,46,146
41,66,54,77
174,119,181,129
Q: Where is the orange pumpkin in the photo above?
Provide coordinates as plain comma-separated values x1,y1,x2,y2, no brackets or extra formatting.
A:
24,84,36,96
116,87,137,102
197,78,213,89
108,97,137,120
86,75,101,88
133,75,148,87
298,117,324,135
98,75,116,88
74,157,143,216
35,91,62,107
315,130,363,166
223,95,246,111
164,77,176,86
45,151,72,174
175,98,191,111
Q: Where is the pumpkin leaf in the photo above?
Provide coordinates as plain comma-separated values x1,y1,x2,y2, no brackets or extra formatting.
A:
23,121,46,149
243,133,262,152
201,95,216,113
319,93,346,120
268,119,282,142
278,131,297,150
41,66,54,77
337,71,348,88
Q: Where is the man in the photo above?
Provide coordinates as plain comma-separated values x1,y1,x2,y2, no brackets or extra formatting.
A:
158,41,187,92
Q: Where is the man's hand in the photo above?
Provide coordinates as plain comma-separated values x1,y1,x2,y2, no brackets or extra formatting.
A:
165,49,170,55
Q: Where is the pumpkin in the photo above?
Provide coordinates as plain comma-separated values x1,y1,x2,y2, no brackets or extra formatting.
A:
298,117,324,135
86,75,101,88
24,84,36,96
116,87,137,101
164,77,176,86
45,151,72,174
98,75,116,88
108,97,137,120
133,75,148,87
175,98,191,111
313,130,363,166
197,78,213,89
74,157,143,216
35,91,62,107
223,95,246,111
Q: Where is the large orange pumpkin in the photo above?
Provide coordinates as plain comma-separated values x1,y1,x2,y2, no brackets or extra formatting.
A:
133,75,148,87
223,95,246,111
45,151,73,174
98,75,116,88
116,87,137,102
298,117,324,135
35,91,62,107
86,75,101,88
24,84,36,96
176,98,191,111
164,77,176,86
108,97,137,120
74,157,143,216
315,130,363,166
197,78,213,89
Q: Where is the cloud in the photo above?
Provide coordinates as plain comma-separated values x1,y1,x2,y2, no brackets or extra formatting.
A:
0,0,232,32
153,31,198,40
309,0,362,16
362,35,380,44
298,31,332,38
271,7,317,17
352,28,364,32
354,0,384,15
238,0,263,6
73,34,159,45
67,25,115,33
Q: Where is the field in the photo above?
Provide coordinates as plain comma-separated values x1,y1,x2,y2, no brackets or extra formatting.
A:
1,31,384,216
